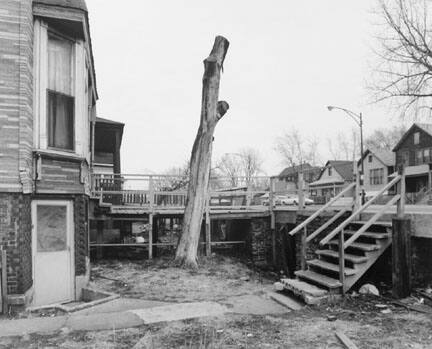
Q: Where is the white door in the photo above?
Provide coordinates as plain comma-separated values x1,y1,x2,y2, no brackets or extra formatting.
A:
32,200,74,306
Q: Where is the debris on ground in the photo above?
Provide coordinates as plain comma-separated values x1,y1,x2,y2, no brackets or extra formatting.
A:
359,284,379,296
335,330,359,349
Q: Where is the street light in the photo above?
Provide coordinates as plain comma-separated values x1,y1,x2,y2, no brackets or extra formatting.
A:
327,105,365,204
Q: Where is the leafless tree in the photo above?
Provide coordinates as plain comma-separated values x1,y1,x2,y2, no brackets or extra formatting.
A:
239,147,264,185
215,147,264,187
327,129,359,160
275,128,321,167
215,153,242,187
371,0,432,117
365,125,407,150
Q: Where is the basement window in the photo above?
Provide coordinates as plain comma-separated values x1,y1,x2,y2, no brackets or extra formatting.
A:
47,34,75,151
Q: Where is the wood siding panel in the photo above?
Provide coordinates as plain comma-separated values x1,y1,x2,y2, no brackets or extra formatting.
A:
0,0,34,192
36,156,86,194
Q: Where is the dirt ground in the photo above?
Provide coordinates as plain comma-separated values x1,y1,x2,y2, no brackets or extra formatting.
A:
1,255,432,348
89,255,274,302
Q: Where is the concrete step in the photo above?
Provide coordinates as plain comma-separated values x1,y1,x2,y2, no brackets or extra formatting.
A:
307,259,356,276
327,240,380,251
280,278,329,305
344,230,390,239
316,249,368,264
295,270,342,289
268,291,303,310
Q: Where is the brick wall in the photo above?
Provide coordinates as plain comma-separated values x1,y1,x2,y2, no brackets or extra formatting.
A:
248,218,272,267
411,237,432,288
0,193,32,295
74,194,89,276
0,0,34,192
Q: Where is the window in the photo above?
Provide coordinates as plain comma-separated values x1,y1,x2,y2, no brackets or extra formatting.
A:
328,167,332,176
414,132,420,145
368,155,373,163
370,168,384,185
415,148,432,165
47,34,74,150
401,151,410,166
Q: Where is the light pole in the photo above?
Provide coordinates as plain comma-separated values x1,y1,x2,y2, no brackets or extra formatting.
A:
327,105,365,204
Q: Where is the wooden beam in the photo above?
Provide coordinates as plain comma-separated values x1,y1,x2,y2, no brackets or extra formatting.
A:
392,217,412,298
335,331,359,349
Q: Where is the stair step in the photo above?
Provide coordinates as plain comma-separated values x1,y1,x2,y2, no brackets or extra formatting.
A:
327,240,380,251
344,230,390,239
351,220,392,228
295,270,342,289
307,259,356,276
280,278,330,305
316,249,368,264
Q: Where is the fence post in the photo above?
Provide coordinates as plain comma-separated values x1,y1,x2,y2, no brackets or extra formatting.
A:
205,189,211,256
148,176,154,259
397,166,405,218
301,226,307,270
298,172,305,209
269,177,276,265
1,250,7,314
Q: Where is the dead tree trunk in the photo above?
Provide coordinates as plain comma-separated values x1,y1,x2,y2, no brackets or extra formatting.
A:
175,36,230,269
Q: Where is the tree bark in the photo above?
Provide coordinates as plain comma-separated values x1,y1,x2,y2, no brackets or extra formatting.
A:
174,36,230,269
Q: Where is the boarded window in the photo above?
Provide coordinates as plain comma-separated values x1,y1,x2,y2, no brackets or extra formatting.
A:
47,34,74,150
414,132,420,145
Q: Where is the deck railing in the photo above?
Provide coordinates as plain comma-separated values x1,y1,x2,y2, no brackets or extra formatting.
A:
92,173,274,211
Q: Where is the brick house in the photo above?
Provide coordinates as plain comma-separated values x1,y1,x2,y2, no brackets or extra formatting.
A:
393,123,432,203
0,0,98,307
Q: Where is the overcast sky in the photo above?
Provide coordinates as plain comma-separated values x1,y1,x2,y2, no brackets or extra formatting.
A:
86,0,410,175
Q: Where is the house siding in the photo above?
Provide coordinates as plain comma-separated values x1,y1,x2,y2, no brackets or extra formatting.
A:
395,125,432,167
361,154,390,192
36,155,90,194
0,0,34,193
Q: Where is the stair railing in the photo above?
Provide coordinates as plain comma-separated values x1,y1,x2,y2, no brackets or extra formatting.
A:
287,181,357,270
319,166,405,294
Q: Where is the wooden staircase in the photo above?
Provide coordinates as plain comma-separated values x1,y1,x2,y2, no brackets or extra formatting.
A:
282,169,406,305
281,220,392,304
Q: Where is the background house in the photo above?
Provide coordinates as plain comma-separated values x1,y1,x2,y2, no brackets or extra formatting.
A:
358,148,395,195
309,160,354,202
276,163,321,194
393,123,432,203
93,117,124,175
0,0,98,308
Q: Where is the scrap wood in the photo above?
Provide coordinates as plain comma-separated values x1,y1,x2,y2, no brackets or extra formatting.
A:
418,290,432,302
392,300,432,314
335,331,359,349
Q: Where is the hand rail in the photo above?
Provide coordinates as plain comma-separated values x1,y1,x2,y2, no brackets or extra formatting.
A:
320,174,401,246
288,182,356,236
306,208,349,243
343,194,400,249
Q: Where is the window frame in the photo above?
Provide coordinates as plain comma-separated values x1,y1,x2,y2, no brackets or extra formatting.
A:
46,31,76,152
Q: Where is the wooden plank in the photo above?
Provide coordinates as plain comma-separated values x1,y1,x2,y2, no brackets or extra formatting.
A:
335,331,359,349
